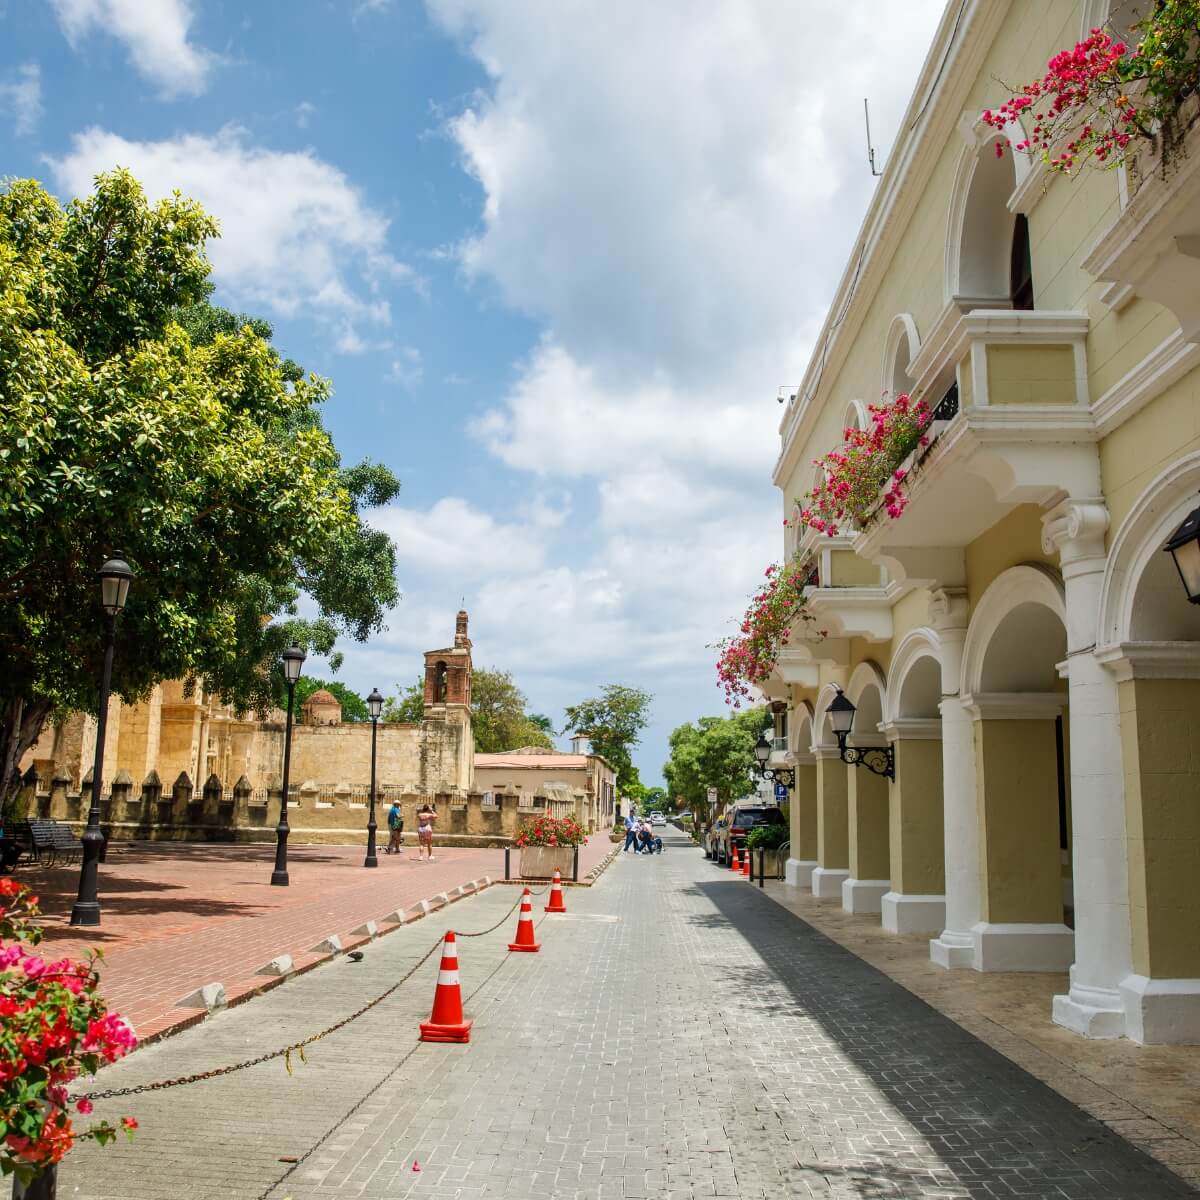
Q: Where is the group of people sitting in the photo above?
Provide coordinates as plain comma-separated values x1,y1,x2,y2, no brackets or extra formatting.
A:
621,813,664,855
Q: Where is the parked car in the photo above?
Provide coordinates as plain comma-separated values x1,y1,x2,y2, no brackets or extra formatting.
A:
650,812,666,826
712,805,786,865
703,816,728,860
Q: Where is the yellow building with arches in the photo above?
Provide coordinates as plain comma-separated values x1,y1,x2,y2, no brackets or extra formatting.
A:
768,0,1200,1044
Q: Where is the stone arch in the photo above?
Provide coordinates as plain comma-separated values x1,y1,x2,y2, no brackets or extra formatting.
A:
961,564,1066,698
1081,0,1153,40
1099,451,1200,647
813,682,843,750
945,125,1033,306
790,700,814,760
884,628,943,724
845,660,887,742
842,399,869,433
881,313,920,401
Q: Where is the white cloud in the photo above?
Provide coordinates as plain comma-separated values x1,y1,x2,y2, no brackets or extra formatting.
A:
45,126,415,324
48,0,214,97
387,346,424,389
335,2,946,778
0,63,41,136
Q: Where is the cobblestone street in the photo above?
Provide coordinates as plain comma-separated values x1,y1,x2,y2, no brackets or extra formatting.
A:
60,832,1195,1199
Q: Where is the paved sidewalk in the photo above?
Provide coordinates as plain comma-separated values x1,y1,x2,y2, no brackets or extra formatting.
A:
60,832,1192,1198
28,835,613,1041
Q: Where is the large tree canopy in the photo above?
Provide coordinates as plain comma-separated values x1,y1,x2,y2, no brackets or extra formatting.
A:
563,684,652,791
0,171,399,797
662,707,770,827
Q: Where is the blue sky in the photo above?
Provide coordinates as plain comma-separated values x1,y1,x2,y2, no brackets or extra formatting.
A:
1,0,945,784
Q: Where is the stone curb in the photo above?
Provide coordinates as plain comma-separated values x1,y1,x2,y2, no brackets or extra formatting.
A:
133,874,498,1050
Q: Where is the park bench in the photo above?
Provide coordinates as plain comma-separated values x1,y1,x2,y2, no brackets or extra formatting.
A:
6,819,84,868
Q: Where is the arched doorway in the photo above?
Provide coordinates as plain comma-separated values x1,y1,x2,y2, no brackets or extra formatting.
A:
882,629,946,933
811,685,850,900
961,565,1074,971
843,662,891,914
785,703,817,889
1098,457,1200,1041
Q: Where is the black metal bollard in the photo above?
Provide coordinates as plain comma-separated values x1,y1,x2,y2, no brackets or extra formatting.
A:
757,849,765,888
572,844,580,882
13,1165,56,1199
504,846,511,881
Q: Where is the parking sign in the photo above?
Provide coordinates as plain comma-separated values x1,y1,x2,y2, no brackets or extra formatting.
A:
774,782,788,801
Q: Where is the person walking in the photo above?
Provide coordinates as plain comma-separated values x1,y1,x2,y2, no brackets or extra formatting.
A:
622,811,639,854
416,802,437,861
385,799,404,855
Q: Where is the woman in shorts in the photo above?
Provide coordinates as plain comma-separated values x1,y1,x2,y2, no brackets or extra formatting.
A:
416,802,437,861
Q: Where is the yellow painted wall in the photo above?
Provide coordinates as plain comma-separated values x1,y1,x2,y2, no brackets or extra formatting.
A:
964,505,1055,618
848,763,890,882
791,762,818,862
1119,677,1200,979
974,717,1064,924
890,738,945,895
828,550,881,588
986,344,1077,406
816,754,849,871
1100,368,1200,538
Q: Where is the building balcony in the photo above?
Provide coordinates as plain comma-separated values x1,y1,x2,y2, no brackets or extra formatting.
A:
1083,101,1200,343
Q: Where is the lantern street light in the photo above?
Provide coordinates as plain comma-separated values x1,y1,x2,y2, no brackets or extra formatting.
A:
364,687,384,868
1164,500,1200,604
270,643,306,886
827,688,894,780
70,555,134,926
752,731,795,789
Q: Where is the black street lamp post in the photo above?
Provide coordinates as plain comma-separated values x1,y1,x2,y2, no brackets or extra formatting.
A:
70,555,134,927
364,687,383,868
828,688,895,780
752,732,795,789
1164,500,1200,603
270,643,305,887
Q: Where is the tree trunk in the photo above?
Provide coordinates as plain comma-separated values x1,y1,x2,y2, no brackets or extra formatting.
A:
0,696,52,811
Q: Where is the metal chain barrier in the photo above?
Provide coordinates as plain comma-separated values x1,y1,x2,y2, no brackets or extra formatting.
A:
75,887,534,1103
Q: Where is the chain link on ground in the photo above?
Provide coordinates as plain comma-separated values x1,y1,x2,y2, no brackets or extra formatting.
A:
74,887,538,1104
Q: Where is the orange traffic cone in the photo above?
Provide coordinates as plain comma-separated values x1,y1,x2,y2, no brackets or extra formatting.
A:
544,868,567,913
742,848,752,877
419,931,473,1043
730,845,741,872
508,888,541,952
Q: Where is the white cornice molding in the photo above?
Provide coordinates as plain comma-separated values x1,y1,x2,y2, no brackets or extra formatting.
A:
1095,642,1200,682
962,691,1065,720
806,587,895,643
1092,328,1200,438
774,0,1015,485
880,718,943,741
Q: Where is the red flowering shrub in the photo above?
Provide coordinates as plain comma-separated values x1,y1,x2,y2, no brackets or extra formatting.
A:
0,879,136,1184
984,5,1200,175
797,393,932,538
715,555,817,706
514,815,587,848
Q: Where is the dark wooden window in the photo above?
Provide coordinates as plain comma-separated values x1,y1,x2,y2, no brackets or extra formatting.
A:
1010,213,1035,310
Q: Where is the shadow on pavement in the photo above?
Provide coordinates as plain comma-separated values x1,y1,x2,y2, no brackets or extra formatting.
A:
692,874,1196,1199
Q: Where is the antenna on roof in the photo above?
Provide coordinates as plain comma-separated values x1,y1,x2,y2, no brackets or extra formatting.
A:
864,98,882,178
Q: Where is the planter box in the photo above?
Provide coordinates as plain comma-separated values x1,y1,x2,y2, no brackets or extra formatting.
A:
519,844,576,880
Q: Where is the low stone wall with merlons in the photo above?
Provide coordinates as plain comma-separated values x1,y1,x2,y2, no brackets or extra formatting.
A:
12,767,578,848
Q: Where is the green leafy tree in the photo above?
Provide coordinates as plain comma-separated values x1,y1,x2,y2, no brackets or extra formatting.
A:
0,171,399,799
563,684,652,788
527,712,555,736
472,668,553,752
292,677,369,723
382,677,425,724
641,785,667,811
662,707,770,832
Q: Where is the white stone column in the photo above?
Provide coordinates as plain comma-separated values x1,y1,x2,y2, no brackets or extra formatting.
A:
1042,499,1132,1038
784,746,817,889
928,588,978,969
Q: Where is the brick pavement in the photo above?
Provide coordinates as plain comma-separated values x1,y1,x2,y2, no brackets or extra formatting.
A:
25,835,613,1041
59,831,1194,1199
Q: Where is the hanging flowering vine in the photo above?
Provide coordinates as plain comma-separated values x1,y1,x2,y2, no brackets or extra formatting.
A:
984,4,1200,176
0,879,137,1186
714,554,818,706
796,393,932,538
